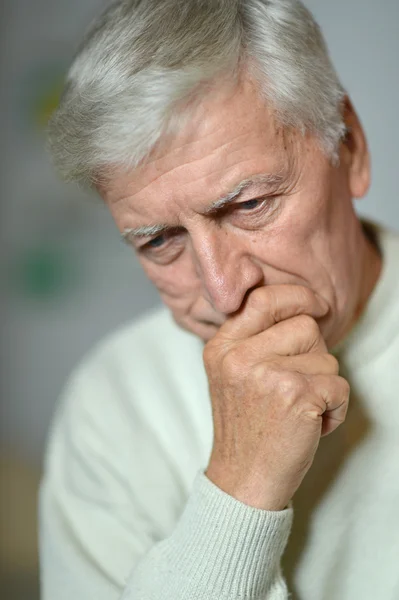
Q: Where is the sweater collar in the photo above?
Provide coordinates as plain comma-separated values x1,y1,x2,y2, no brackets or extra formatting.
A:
333,222,399,370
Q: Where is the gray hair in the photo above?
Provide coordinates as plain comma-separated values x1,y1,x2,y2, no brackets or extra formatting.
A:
48,0,346,186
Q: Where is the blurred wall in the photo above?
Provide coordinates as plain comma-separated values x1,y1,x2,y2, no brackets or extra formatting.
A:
0,0,161,468
1,0,399,467
0,0,398,597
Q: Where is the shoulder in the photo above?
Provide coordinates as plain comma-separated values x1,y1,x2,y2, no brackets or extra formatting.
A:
44,307,212,493
373,224,399,332
65,306,205,401
338,222,399,369
40,309,211,587
88,306,201,366
378,223,399,263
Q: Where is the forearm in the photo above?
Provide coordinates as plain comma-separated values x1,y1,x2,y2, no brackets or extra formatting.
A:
122,472,293,600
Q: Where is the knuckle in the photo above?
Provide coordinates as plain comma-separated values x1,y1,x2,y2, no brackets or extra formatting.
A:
251,362,268,387
246,286,270,311
276,372,308,405
324,353,340,375
338,376,351,399
203,338,224,367
296,314,320,336
220,346,244,378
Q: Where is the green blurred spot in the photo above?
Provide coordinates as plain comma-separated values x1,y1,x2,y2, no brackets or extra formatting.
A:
18,62,66,131
10,245,76,301
34,81,64,128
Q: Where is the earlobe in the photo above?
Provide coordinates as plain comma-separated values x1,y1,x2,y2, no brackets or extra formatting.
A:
341,97,371,199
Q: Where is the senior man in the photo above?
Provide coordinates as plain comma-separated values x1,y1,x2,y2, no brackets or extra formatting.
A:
41,1,399,599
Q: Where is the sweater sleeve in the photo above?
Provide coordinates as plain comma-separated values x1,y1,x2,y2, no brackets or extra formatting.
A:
40,359,293,600
122,473,293,599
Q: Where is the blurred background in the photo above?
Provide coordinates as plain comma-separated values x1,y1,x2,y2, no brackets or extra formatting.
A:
0,0,398,598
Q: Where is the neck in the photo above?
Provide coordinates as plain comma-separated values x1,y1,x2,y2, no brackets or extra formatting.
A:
340,222,383,344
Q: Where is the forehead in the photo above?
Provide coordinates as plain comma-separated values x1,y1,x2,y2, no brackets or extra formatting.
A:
101,75,297,215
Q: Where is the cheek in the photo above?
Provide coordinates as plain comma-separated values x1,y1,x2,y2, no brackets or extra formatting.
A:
140,255,201,311
252,200,328,277
247,181,343,299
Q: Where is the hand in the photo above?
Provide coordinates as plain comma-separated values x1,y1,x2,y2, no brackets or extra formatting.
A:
204,285,350,511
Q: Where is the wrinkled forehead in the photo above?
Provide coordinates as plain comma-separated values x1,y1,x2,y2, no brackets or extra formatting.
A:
99,76,300,206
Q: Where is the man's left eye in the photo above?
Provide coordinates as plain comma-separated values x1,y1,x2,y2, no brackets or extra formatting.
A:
237,199,264,211
147,234,166,249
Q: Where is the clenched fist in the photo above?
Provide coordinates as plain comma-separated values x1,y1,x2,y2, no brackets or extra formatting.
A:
204,285,350,512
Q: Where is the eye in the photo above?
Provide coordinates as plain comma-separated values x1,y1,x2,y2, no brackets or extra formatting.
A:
237,199,264,211
226,194,281,230
137,228,186,265
146,234,166,249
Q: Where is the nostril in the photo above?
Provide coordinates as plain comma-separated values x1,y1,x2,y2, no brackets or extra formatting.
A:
201,260,264,316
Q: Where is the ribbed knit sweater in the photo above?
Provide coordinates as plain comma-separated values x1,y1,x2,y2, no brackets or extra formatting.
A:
40,224,399,600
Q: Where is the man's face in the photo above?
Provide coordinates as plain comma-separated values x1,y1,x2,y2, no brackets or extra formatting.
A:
102,76,370,348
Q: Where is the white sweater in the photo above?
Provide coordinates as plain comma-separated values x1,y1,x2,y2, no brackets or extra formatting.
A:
40,225,399,600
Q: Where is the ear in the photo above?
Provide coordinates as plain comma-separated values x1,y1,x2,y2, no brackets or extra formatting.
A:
339,96,371,199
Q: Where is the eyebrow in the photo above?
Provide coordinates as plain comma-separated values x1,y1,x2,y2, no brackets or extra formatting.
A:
205,173,284,214
122,172,284,242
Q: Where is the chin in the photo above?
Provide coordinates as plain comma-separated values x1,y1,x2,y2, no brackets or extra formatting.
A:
191,324,219,343
319,313,350,351
172,315,218,342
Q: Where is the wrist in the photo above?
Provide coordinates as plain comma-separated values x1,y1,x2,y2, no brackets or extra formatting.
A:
205,465,291,512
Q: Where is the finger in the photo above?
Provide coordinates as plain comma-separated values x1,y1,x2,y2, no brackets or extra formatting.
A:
237,314,328,358
309,375,350,437
281,353,340,376
219,285,329,342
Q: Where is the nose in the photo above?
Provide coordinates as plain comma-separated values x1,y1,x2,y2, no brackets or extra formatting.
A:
191,229,264,316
